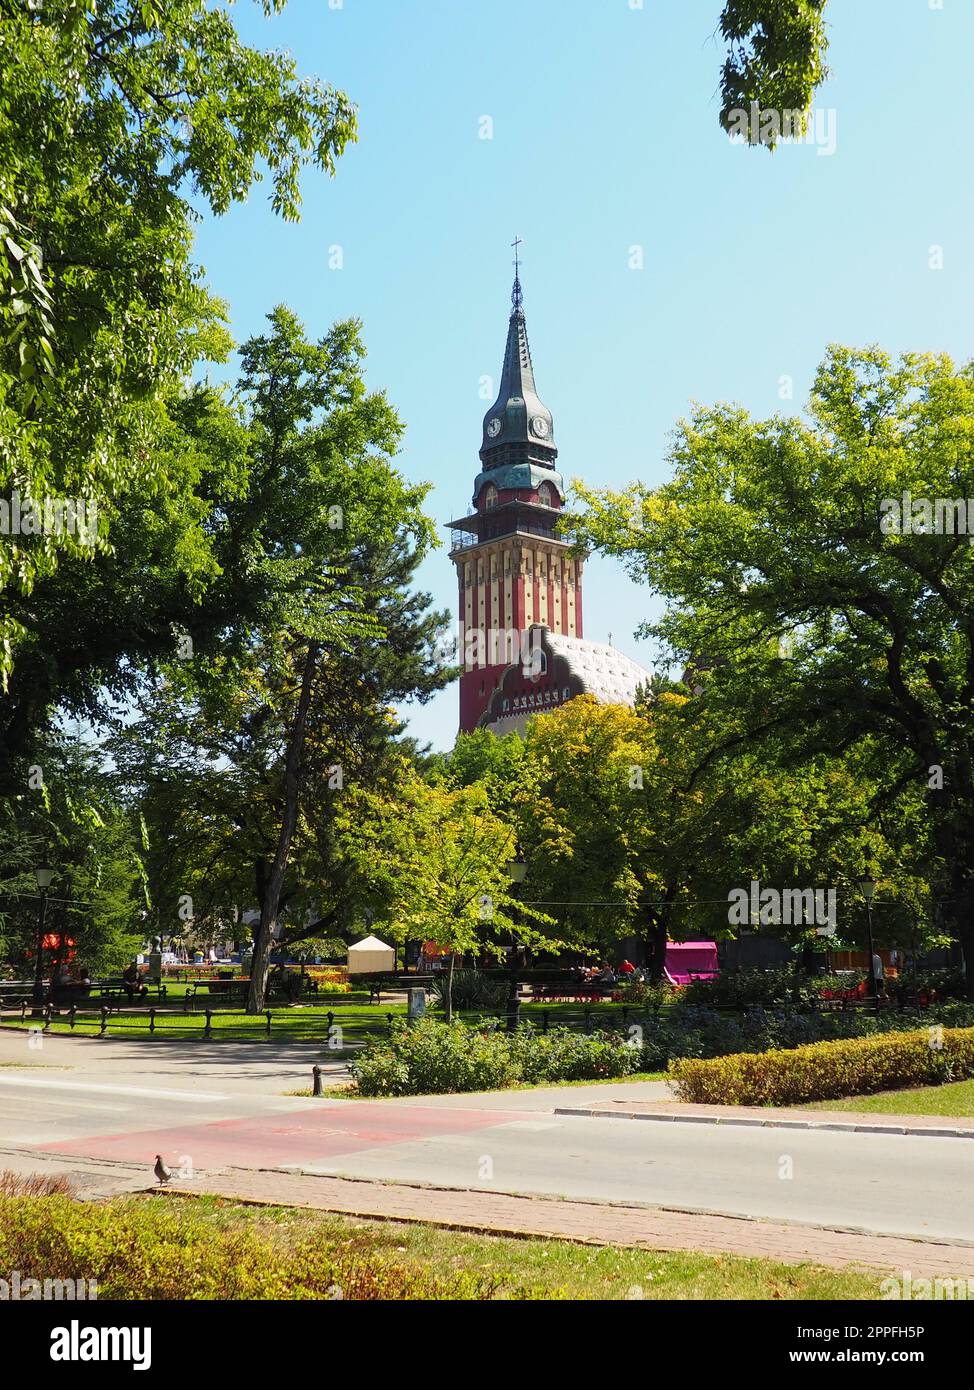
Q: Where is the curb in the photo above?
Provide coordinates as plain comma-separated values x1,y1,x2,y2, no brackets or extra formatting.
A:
553,1106,974,1139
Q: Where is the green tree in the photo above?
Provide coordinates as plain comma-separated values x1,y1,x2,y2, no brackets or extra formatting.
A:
570,345,973,986
342,769,556,1022
718,0,830,147
0,732,144,977
0,0,356,688
106,308,451,1012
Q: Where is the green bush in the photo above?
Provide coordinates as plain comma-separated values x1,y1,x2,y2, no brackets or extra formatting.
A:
511,1028,641,1084
0,1195,512,1299
680,966,820,1011
351,1018,519,1096
669,1026,974,1106
431,969,508,1011
349,1017,643,1096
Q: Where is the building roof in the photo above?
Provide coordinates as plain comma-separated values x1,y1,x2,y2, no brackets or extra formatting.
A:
544,632,653,705
479,269,557,460
471,462,565,507
479,627,653,736
347,934,394,954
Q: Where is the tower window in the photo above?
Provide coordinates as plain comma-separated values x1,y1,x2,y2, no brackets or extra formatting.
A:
537,482,554,507
483,484,498,510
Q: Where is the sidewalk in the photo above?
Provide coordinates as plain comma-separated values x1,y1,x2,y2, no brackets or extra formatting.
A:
164,1167,974,1279
554,1098,974,1139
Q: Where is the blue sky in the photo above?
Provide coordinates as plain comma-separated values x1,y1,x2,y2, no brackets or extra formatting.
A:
194,0,974,749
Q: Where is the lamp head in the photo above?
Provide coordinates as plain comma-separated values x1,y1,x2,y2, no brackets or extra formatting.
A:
506,854,527,885
857,873,876,903
35,867,54,891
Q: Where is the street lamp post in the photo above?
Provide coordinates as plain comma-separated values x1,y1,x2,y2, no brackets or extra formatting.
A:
857,872,878,1001
506,853,527,1033
31,867,55,1015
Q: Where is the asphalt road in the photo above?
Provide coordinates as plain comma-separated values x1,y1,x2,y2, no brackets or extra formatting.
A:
0,1031,970,1243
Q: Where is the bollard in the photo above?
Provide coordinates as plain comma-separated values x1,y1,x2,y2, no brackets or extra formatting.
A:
584,1007,594,1034
312,1064,323,1097
68,1005,76,1031
43,1002,52,1032
148,1007,155,1034
265,1009,272,1036
204,1008,212,1037
542,1009,550,1034
100,1004,109,1036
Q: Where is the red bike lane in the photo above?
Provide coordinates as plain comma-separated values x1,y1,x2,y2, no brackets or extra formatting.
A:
36,1099,521,1171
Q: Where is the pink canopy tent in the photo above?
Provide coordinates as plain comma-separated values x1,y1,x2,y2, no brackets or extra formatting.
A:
664,940,719,987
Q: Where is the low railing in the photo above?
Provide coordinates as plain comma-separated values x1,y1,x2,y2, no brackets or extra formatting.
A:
0,1001,400,1042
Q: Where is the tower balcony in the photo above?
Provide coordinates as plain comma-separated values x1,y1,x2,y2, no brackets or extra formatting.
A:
447,499,569,554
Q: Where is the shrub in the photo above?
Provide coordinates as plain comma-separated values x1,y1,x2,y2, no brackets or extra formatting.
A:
681,966,819,1011
511,1028,642,1084
669,1026,974,1106
613,978,673,1009
0,1195,514,1299
431,969,508,1012
349,1017,643,1095
0,1171,74,1198
351,1017,518,1096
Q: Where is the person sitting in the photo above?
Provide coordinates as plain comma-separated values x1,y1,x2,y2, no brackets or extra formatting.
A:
618,959,636,976
121,962,148,1003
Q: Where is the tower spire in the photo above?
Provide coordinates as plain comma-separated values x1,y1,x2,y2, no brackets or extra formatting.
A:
479,239,555,459
511,234,523,314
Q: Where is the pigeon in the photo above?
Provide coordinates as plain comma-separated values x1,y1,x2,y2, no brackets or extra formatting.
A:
153,1155,172,1185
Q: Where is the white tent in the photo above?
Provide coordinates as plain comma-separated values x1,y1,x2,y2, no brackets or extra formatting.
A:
346,934,395,975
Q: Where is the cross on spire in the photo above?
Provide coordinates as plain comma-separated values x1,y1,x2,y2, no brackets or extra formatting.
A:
511,235,523,313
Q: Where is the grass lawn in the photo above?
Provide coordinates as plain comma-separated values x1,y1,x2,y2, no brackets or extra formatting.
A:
151,1194,883,1300
0,999,406,1044
0,994,647,1044
806,1080,974,1118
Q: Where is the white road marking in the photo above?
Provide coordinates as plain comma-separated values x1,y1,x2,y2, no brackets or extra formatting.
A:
0,1094,128,1112
499,1121,563,1132
0,1076,228,1102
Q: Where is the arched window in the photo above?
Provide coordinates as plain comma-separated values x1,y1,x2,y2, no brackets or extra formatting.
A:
483,485,498,510
537,482,554,507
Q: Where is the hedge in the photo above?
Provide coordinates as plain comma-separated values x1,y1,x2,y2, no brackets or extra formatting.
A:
668,1026,974,1106
349,1017,642,1096
0,1188,525,1300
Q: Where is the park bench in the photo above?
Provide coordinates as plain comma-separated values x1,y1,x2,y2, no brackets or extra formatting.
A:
355,973,435,1004
96,981,168,1007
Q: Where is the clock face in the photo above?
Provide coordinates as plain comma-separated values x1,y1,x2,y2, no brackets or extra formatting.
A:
531,416,549,438
486,417,502,439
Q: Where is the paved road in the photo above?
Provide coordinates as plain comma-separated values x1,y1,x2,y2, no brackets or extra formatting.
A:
0,1030,970,1244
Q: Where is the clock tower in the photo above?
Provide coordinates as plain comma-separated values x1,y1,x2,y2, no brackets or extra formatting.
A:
448,254,583,733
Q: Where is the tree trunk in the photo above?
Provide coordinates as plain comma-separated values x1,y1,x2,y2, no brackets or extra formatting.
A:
957,895,974,1002
645,917,668,983
443,952,456,1024
642,892,673,984
246,642,320,1014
